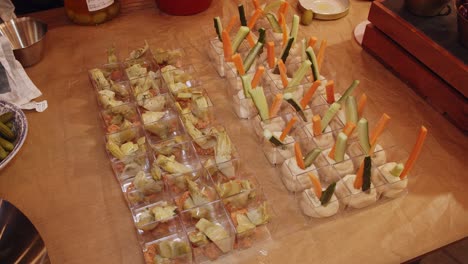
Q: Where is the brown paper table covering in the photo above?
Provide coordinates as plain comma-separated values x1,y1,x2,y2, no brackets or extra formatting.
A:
1,1,467,263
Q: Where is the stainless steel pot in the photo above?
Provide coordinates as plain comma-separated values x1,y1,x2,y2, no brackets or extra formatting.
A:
405,0,452,16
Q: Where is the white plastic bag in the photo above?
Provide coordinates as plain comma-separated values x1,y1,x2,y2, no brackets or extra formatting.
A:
0,0,16,22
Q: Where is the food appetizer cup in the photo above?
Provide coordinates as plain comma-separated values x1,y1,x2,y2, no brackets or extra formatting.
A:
303,104,345,142
142,227,192,264
100,103,141,134
124,58,159,84
181,200,236,262
105,126,148,164
347,129,396,165
122,167,166,209
95,81,133,110
143,111,186,145
132,199,181,243
151,140,202,177
151,47,186,68
160,64,203,96
213,171,259,206
173,87,214,119
88,63,128,91
130,71,167,102
111,152,151,182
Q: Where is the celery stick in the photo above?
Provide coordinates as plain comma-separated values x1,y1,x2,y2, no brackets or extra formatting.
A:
232,26,250,53
244,42,264,72
304,148,322,168
240,74,253,98
248,86,269,121
345,95,358,125
320,102,341,132
266,13,282,33
362,156,372,192
337,80,360,104
238,4,247,26
306,47,320,81
214,17,223,41
301,38,307,61
290,15,300,43
287,60,312,88
334,132,348,162
357,118,370,154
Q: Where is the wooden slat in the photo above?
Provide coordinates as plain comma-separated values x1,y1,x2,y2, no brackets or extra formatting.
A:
368,1,468,98
363,23,468,132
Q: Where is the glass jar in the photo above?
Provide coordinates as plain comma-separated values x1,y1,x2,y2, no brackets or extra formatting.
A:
64,0,120,26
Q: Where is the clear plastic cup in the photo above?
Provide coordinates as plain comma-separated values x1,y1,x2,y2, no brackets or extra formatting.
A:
123,58,159,84
142,228,192,263
143,111,186,145
160,64,203,96
100,102,141,134
151,140,202,177
130,71,167,101
373,147,410,199
121,168,166,209
88,63,128,91
111,152,151,183
95,81,133,110
105,126,148,164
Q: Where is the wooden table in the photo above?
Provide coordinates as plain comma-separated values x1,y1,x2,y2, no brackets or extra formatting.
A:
1,1,467,263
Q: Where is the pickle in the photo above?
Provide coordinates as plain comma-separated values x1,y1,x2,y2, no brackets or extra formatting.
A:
0,112,14,123
0,137,14,151
5,122,13,129
0,145,7,160
93,11,108,25
0,122,14,140
73,13,92,25
107,3,120,17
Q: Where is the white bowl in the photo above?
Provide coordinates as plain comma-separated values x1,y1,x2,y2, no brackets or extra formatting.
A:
0,100,28,170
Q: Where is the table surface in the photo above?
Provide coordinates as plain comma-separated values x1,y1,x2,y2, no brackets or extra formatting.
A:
1,1,468,264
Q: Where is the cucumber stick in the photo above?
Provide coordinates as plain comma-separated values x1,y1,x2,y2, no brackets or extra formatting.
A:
357,118,371,154
240,74,252,98
334,132,348,163
390,163,404,177
304,148,322,168
320,102,341,132
214,17,223,41
264,129,283,146
283,93,302,112
273,37,294,74
287,60,312,88
232,26,250,53
244,42,264,72
258,28,266,44
320,182,336,205
345,96,358,125
266,13,282,33
306,47,320,81
301,39,307,61
238,4,247,26
362,156,372,192
290,15,300,43
337,80,360,104
248,85,269,121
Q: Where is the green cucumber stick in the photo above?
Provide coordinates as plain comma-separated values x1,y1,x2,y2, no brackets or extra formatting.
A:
240,74,253,98
304,148,322,168
337,80,360,104
362,156,372,192
232,26,250,53
301,38,307,61
320,102,341,132
214,17,223,41
248,85,269,121
238,4,247,26
357,118,371,154
265,13,282,33
244,42,264,72
287,60,312,88
334,132,348,163
390,163,404,177
290,15,300,43
345,95,358,125
320,182,336,205
273,37,294,74
305,47,320,81
258,28,266,44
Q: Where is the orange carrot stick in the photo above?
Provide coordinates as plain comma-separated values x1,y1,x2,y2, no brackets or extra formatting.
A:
253,0,261,10
247,32,256,48
280,14,288,47
317,39,327,70
278,1,289,21
328,122,356,160
312,115,322,136
278,59,288,88
369,113,390,146
222,30,233,62
280,116,297,141
267,41,275,69
326,80,335,104
357,93,367,117
400,126,428,179
300,80,321,109
353,160,365,189
226,16,238,33
308,172,322,199
308,36,318,48
232,54,245,75
294,142,305,169
248,9,263,29
269,93,284,118
251,66,265,88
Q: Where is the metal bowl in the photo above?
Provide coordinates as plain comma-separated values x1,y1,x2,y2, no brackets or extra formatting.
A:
0,17,47,67
0,199,50,263
299,0,350,20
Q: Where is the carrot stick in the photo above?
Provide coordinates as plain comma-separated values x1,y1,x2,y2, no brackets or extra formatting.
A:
247,32,256,48
248,9,263,29
308,36,318,48
269,93,284,118
222,30,233,62
267,41,275,69
307,172,322,199
312,115,322,136
357,93,367,117
326,80,335,104
300,80,321,109
280,116,297,141
278,59,288,88
280,13,288,47
253,0,261,10
317,39,327,71
294,142,305,169
278,1,289,21
226,16,238,33
369,113,391,152
400,126,428,179
251,66,265,88
232,54,245,75
353,160,365,189
328,122,356,160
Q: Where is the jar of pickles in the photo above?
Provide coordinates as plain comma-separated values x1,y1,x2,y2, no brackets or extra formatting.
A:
64,0,120,26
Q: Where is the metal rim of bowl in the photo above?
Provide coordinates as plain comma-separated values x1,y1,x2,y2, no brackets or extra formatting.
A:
0,100,28,170
299,0,350,20
0,17,48,51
